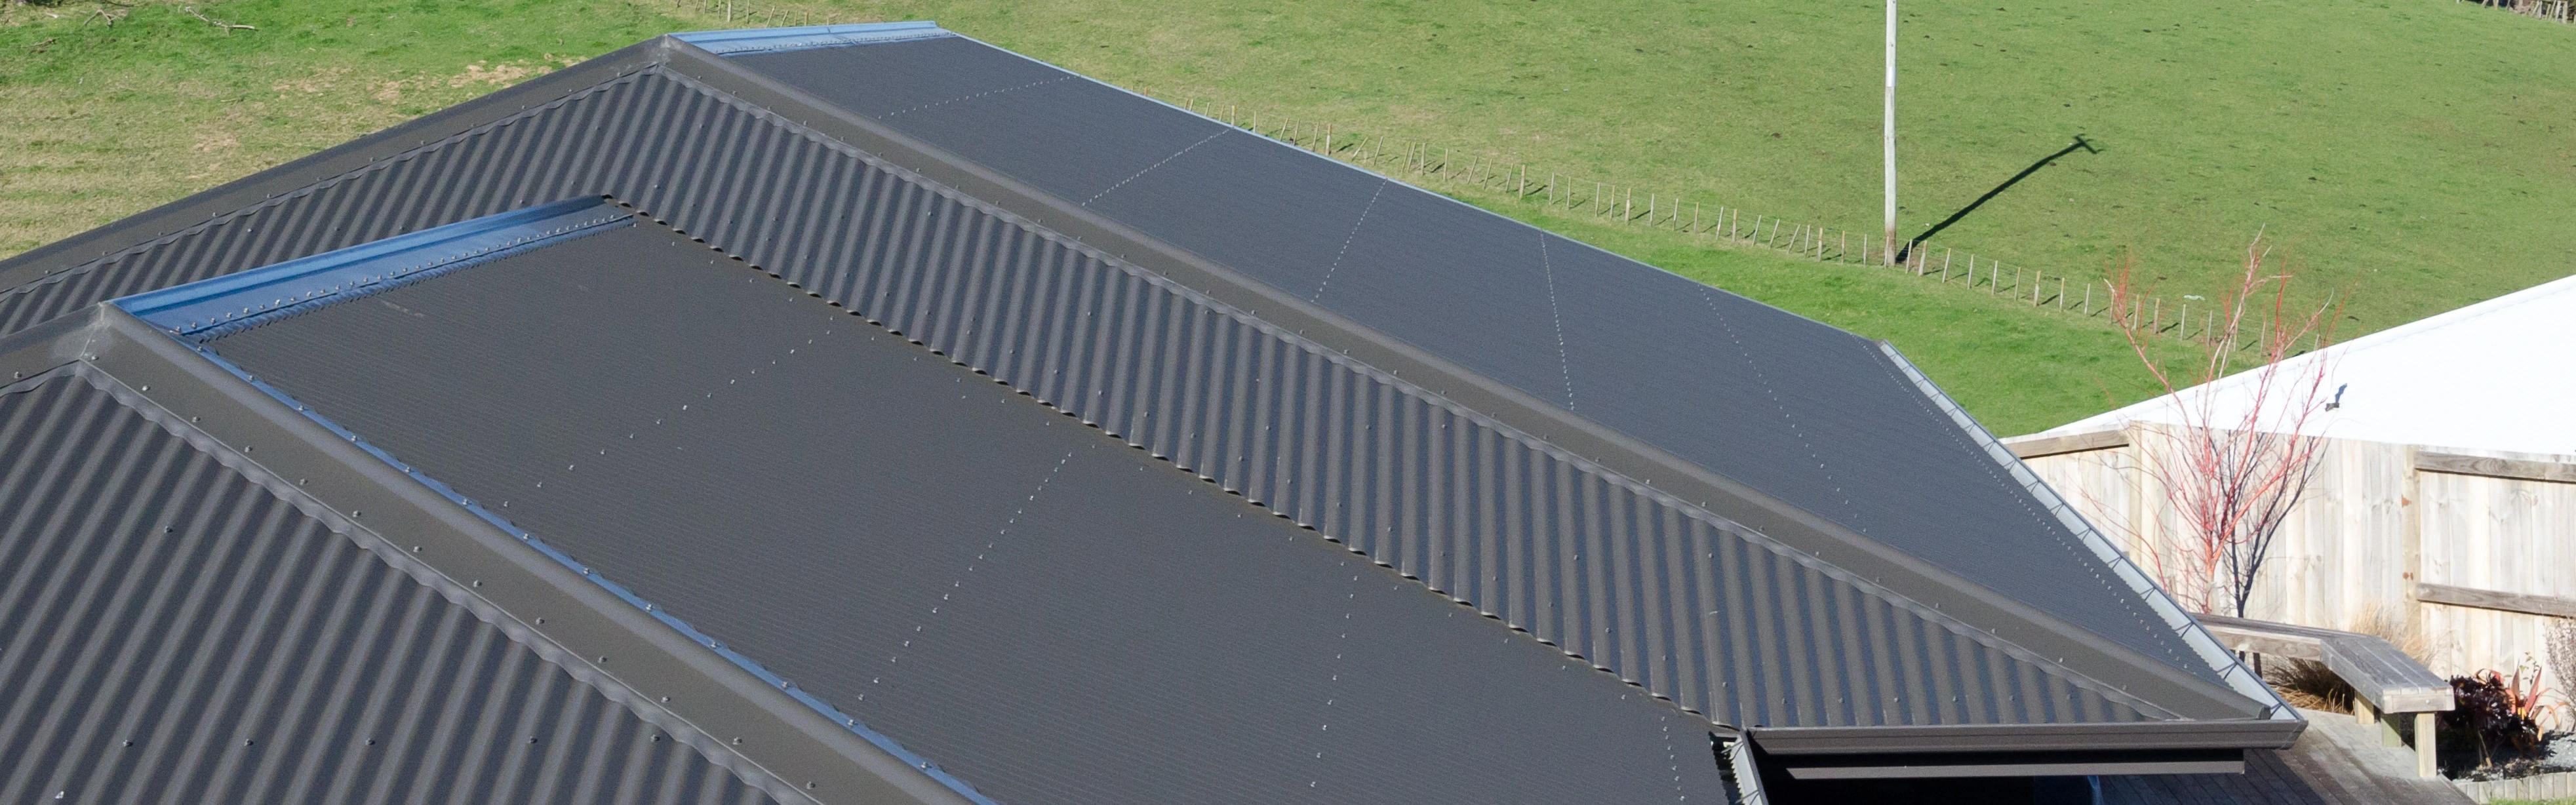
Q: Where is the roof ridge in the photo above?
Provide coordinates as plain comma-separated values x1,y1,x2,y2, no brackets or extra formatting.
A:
0,55,662,298
657,40,2274,726
0,31,2297,755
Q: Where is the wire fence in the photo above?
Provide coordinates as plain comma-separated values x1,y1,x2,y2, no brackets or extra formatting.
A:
1151,93,2305,349
630,3,2284,351
2463,0,2576,24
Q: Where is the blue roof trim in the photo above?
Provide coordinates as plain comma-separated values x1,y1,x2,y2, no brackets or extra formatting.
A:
671,22,951,56
105,205,1005,805
117,197,631,342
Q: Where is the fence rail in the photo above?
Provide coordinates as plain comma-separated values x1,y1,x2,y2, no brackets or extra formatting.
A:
2465,0,2576,24
1155,94,2301,351
643,5,2310,353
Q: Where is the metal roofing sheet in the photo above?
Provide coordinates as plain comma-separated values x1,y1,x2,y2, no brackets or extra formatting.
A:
0,368,774,805
0,31,2284,743
726,35,2220,687
197,222,1740,804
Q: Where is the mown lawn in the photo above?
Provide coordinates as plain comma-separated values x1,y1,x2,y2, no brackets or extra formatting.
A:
7,0,2513,433
1,0,673,257
827,0,2575,338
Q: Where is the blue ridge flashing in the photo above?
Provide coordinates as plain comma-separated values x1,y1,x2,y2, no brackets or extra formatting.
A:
104,201,1004,805
117,197,634,342
671,22,951,57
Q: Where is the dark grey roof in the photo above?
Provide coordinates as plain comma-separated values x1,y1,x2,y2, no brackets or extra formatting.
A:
0,21,2303,792
195,214,1738,805
730,33,2164,658
0,367,775,805
726,32,2240,693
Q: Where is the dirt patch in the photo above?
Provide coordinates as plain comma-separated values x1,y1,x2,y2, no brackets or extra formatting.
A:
448,60,540,87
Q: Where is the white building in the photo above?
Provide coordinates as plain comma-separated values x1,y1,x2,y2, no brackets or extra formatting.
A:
2011,273,2576,680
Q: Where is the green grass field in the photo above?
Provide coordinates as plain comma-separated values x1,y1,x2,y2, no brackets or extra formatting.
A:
873,0,2576,337
3,0,2564,433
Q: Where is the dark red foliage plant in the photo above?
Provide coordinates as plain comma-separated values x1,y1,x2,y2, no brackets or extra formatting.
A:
2440,670,2544,773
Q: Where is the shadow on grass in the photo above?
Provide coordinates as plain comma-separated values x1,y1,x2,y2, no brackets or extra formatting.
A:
1897,135,2097,264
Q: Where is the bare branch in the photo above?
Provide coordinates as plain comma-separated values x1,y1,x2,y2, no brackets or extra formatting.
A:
2103,233,2343,616
183,5,255,30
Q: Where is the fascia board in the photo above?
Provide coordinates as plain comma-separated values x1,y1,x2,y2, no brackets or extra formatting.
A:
1749,717,2304,755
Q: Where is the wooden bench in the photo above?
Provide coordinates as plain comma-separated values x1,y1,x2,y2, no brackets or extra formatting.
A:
2194,613,2456,779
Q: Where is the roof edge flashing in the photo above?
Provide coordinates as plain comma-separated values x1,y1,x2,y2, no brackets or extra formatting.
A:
1874,341,2293,716
0,39,673,292
115,197,631,341
672,22,951,56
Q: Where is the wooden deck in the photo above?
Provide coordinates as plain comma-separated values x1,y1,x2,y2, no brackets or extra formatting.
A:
2102,709,2473,805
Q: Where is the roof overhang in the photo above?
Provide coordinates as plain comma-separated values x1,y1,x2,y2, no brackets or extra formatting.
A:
1766,748,2245,780
1749,717,2302,756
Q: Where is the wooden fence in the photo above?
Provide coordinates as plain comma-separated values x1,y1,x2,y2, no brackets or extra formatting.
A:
2011,425,2576,703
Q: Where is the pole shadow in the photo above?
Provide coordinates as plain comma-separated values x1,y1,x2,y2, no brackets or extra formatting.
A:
1895,135,2097,264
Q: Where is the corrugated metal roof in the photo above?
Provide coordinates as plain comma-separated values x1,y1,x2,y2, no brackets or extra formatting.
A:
728,33,2230,689
0,367,776,805
0,25,2295,756
197,219,1741,805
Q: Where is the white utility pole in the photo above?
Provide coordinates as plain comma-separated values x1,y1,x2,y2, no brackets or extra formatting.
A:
1882,0,1899,266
